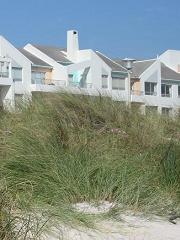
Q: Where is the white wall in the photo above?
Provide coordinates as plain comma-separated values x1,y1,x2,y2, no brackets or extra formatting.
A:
0,36,32,104
24,44,68,83
160,50,180,72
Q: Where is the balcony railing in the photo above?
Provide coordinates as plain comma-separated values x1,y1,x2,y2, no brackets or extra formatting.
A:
32,78,66,86
131,90,144,96
161,93,171,98
68,81,93,89
145,91,157,96
0,72,9,78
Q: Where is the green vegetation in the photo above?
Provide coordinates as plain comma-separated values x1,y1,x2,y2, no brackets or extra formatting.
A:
0,92,180,238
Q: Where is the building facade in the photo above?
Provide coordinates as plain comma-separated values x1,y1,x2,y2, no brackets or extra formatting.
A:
0,30,180,115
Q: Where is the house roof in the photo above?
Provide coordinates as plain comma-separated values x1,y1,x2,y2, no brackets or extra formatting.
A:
161,63,180,80
19,48,52,67
115,58,180,80
132,60,156,78
31,45,72,63
115,59,156,78
96,51,127,72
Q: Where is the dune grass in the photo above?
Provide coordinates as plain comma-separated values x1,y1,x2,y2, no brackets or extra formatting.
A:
0,92,180,237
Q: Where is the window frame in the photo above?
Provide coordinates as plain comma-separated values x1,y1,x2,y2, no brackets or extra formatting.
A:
145,82,157,96
161,84,172,97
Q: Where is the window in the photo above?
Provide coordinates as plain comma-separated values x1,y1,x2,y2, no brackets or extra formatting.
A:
32,72,45,84
178,85,180,97
0,61,9,78
102,75,108,88
112,78,125,90
12,67,22,81
161,84,171,97
145,82,157,95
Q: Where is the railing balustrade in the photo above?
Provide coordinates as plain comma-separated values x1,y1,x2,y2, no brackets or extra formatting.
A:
32,78,66,86
0,72,9,78
131,90,144,96
68,81,93,89
144,91,157,96
161,93,171,97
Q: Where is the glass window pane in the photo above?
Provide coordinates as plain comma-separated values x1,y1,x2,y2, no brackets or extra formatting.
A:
12,68,22,81
32,72,45,84
112,78,125,90
102,75,108,88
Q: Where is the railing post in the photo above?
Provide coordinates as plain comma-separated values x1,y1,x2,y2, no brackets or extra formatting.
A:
9,61,12,79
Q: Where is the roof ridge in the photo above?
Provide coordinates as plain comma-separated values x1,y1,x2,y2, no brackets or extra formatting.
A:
32,44,66,50
134,59,156,63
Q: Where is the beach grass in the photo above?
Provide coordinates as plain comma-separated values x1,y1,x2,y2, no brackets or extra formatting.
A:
0,92,179,238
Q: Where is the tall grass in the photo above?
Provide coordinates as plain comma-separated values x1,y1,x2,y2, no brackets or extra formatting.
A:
0,92,180,235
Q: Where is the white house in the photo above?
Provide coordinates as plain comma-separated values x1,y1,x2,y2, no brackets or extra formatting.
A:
0,30,180,115
22,30,128,97
0,36,32,109
115,51,180,115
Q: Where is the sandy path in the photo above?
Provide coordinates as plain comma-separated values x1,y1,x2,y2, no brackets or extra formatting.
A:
41,202,180,240
45,215,180,240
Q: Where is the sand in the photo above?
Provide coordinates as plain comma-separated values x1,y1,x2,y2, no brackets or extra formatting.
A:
44,202,180,240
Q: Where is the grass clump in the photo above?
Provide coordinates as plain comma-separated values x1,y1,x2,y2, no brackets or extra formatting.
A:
0,92,180,235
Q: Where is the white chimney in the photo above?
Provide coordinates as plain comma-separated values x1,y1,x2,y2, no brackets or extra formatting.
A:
67,30,79,62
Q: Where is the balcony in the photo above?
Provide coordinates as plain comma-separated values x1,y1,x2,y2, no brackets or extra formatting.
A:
161,93,171,98
32,78,66,86
131,90,144,96
68,81,93,89
31,78,66,92
0,72,12,86
145,91,157,96
0,72,9,78
131,90,144,103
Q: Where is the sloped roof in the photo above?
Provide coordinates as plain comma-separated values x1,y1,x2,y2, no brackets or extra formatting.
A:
19,48,52,67
132,60,156,78
32,45,72,63
161,63,180,80
96,51,127,72
115,59,155,78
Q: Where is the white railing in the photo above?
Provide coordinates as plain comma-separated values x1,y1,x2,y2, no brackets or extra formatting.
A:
131,90,144,96
68,81,93,89
144,91,157,96
32,78,66,87
0,72,9,78
161,93,171,98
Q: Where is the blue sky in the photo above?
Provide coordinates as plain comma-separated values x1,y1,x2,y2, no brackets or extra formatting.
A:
0,0,180,59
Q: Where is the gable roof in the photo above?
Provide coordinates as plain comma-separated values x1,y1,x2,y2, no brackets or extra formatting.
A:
115,59,156,78
96,51,127,72
31,45,72,63
132,60,156,78
19,48,52,68
161,63,180,80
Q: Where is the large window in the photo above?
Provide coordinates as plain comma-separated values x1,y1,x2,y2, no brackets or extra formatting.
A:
32,72,45,84
161,84,171,97
145,82,157,95
102,75,108,88
12,67,22,81
112,78,125,90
